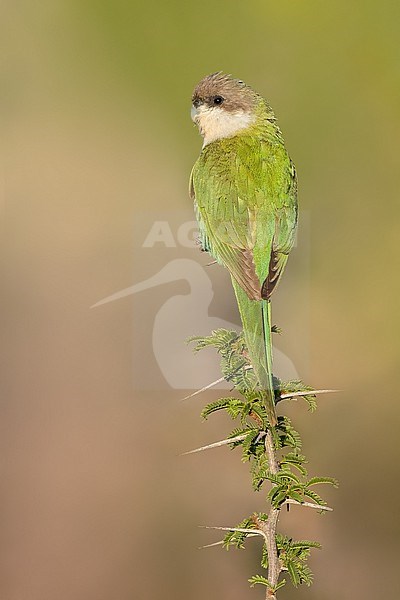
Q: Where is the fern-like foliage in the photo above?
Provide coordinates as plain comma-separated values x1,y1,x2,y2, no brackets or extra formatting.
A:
189,328,337,595
276,534,321,587
248,574,286,593
189,329,258,396
248,574,270,588
277,379,319,411
222,517,257,550
201,397,242,420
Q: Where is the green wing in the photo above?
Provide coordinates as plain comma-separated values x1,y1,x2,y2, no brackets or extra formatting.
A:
190,135,297,300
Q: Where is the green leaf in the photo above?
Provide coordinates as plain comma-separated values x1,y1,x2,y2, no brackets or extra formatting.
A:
288,490,305,504
261,543,269,568
227,400,245,420
303,394,318,412
201,397,238,420
306,476,339,488
291,540,322,550
269,486,288,508
277,470,301,484
277,416,302,450
222,517,256,550
248,574,270,588
257,512,269,522
278,379,319,411
280,452,308,476
297,564,314,586
303,488,326,506
187,329,240,352
241,430,261,462
274,579,287,591
287,560,301,587
227,426,253,444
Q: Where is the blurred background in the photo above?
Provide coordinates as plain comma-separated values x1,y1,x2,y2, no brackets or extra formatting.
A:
1,1,400,598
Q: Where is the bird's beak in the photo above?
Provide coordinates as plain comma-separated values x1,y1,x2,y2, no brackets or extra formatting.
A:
191,104,199,123
91,264,179,308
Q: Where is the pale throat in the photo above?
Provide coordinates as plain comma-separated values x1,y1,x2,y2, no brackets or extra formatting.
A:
193,106,255,147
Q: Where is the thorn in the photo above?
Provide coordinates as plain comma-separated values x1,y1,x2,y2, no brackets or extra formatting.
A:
181,376,226,401
280,389,340,400
199,525,268,543
199,540,225,549
255,431,267,444
199,533,259,549
181,363,251,402
206,260,217,266
181,433,247,456
284,499,333,512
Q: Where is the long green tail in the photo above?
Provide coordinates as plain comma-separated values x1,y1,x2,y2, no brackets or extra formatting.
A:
232,278,277,426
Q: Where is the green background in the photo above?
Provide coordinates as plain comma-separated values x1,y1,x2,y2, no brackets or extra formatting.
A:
1,2,399,599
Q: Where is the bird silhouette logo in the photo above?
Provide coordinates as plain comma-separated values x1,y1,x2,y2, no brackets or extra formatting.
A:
92,258,299,390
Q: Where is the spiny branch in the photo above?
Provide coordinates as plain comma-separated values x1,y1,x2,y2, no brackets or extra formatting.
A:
185,328,337,597
262,430,281,598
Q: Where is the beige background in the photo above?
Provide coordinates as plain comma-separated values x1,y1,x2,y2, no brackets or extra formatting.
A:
1,1,400,599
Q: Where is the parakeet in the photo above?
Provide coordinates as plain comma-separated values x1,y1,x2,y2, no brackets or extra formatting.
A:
189,72,298,426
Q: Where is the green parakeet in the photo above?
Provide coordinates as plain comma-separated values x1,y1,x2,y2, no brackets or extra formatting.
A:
189,72,298,426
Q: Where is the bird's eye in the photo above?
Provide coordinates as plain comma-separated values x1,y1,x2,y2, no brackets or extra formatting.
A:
213,96,224,105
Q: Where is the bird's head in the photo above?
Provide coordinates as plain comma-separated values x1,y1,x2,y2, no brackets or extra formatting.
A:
191,72,261,146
